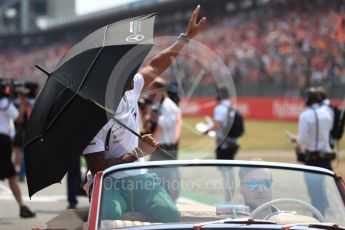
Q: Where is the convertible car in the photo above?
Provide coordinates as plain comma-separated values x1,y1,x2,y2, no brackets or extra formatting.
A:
42,160,345,230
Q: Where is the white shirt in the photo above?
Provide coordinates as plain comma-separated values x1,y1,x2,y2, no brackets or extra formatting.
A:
213,99,230,144
0,97,19,137
83,74,146,179
320,99,334,124
297,104,333,152
156,97,181,144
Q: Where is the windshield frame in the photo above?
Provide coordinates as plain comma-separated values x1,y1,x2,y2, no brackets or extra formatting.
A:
96,160,345,229
102,160,336,177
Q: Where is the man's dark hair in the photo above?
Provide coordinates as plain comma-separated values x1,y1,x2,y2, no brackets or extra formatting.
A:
305,87,321,106
217,87,229,101
239,167,272,182
316,86,327,101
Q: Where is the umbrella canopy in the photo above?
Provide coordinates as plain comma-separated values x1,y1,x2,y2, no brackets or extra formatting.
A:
24,14,156,197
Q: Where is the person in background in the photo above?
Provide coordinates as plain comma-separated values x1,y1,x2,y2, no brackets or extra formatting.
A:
293,87,334,170
290,87,334,215
204,86,244,201
205,87,244,160
149,78,181,161
12,87,31,182
148,79,182,200
0,84,36,218
66,153,82,209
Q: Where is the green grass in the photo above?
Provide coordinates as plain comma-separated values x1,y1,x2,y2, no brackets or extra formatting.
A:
239,119,299,151
178,117,345,179
179,117,299,152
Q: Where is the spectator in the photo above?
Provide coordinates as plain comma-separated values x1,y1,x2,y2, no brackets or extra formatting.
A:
291,87,335,215
149,79,181,161
12,87,31,182
148,79,182,200
204,87,244,202
205,87,244,160
66,153,82,209
0,85,35,218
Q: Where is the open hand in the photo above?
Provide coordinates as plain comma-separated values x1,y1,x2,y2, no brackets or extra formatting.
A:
185,5,206,39
138,134,159,156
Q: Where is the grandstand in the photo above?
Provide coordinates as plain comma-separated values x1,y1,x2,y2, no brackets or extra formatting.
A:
0,0,344,99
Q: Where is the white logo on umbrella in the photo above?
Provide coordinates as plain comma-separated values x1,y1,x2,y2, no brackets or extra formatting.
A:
126,34,145,43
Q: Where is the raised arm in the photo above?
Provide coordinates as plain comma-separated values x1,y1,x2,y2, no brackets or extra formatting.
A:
140,5,206,88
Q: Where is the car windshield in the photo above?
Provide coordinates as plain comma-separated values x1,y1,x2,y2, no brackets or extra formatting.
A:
97,163,345,229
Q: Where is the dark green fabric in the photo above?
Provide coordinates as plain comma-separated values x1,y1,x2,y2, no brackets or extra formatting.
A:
101,173,180,222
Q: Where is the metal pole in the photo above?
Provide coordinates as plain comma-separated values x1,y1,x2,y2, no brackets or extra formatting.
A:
0,11,3,34
20,0,28,33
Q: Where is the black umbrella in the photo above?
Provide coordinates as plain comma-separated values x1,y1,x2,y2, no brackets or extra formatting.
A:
24,14,156,197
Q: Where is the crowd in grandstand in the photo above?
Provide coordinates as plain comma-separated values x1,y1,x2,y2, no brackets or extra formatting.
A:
0,40,74,84
0,0,344,96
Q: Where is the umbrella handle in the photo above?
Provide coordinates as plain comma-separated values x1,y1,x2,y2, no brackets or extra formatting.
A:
113,117,141,138
113,118,176,159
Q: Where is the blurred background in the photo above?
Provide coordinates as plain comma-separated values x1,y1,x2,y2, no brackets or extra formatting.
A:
1,0,345,95
1,0,345,115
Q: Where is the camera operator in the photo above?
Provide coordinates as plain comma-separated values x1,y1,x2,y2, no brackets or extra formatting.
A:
0,83,35,218
13,87,31,182
291,87,334,215
295,87,334,170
